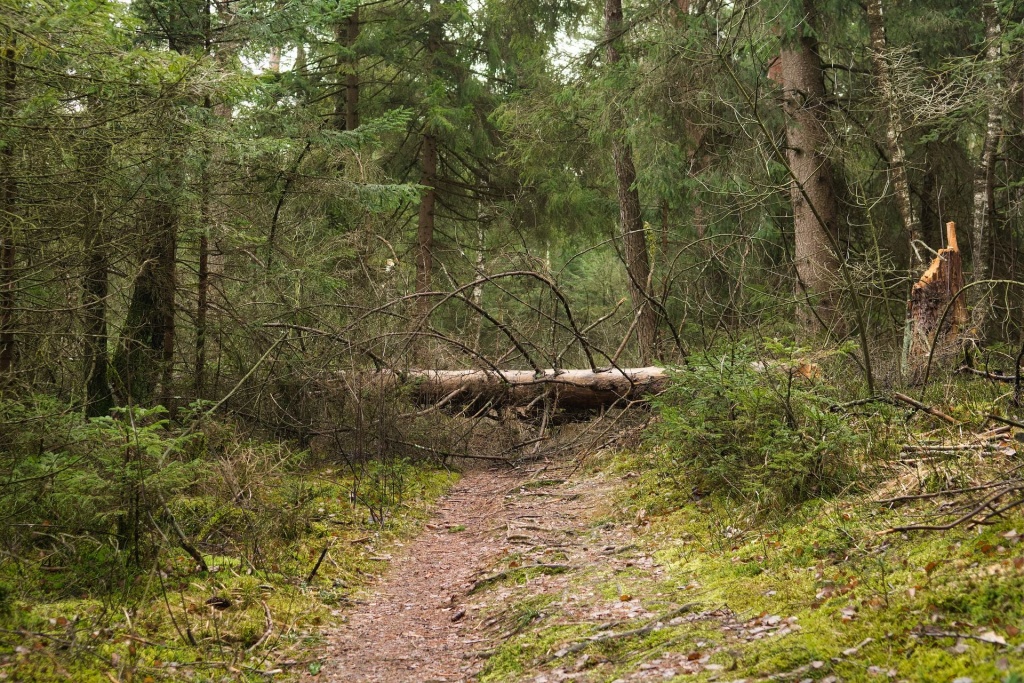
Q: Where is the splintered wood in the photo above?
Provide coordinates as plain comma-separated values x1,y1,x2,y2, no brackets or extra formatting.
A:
905,221,967,375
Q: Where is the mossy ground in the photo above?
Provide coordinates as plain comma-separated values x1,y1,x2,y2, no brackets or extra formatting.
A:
0,450,457,682
477,444,1024,683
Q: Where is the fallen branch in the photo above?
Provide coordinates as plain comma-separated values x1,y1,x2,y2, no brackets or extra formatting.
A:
882,483,1024,533
161,502,209,573
959,366,1016,382
876,478,1021,505
306,539,334,583
892,392,957,425
986,413,1024,430
246,600,274,652
546,603,699,661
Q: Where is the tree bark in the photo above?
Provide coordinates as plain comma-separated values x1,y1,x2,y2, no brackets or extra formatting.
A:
604,0,657,364
0,35,17,376
114,199,177,405
364,367,671,412
416,133,437,305
415,3,442,315
865,0,920,255
971,0,1003,336
780,1,841,329
83,225,112,418
82,134,113,417
334,4,359,131
195,220,209,398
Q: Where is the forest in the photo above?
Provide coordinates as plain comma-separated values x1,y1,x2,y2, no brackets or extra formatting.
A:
3,0,1024,680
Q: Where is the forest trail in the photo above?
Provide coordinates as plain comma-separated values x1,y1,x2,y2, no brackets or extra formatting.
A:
324,458,626,682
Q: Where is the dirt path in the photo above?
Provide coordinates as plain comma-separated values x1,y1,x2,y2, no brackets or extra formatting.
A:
324,460,619,682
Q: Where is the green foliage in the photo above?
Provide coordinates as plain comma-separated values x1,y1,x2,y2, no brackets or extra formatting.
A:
0,396,457,681
0,399,199,577
652,342,868,508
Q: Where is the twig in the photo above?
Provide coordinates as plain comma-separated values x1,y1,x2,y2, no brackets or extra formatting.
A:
306,539,335,583
986,413,1024,430
545,603,699,661
883,484,1024,532
959,366,1015,382
876,478,1021,504
892,392,957,424
247,600,273,652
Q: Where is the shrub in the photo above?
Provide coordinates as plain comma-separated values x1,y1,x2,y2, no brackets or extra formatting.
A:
652,342,863,509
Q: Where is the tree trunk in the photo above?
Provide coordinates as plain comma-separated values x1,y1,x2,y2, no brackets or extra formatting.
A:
360,367,671,413
905,222,967,376
780,1,841,329
334,4,359,131
114,200,177,405
416,133,437,305
866,0,920,255
82,135,113,417
604,0,657,364
0,35,16,376
971,0,1003,336
83,227,112,418
415,3,442,316
195,224,209,399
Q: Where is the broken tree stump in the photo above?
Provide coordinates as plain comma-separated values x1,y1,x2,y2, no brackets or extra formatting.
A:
904,221,967,377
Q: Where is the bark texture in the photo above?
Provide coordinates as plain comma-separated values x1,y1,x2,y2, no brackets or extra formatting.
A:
779,2,841,328
866,0,921,254
604,0,657,364
114,200,177,404
971,0,1003,335
0,37,16,375
334,5,359,131
367,367,670,412
415,3,441,312
416,133,437,302
83,143,113,417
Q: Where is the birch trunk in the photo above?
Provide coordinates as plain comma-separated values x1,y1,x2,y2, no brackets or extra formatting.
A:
971,0,1003,335
866,0,921,253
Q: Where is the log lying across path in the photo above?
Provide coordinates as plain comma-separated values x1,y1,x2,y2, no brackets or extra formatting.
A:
390,367,671,412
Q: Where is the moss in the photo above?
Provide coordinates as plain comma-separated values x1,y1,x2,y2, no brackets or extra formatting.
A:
476,438,1024,683
0,453,458,682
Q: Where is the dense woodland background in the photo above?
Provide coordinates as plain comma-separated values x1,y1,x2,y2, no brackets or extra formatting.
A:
2,0,1022,421
4,0,1024,678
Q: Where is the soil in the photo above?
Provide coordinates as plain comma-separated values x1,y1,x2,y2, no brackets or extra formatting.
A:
324,458,622,682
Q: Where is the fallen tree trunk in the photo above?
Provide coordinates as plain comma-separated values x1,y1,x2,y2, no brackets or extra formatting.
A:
371,367,671,412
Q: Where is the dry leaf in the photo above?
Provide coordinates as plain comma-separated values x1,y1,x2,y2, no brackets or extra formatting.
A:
978,631,1006,645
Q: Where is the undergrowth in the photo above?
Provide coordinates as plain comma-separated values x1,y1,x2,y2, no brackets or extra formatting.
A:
651,341,895,510
477,345,1024,682
0,396,456,681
